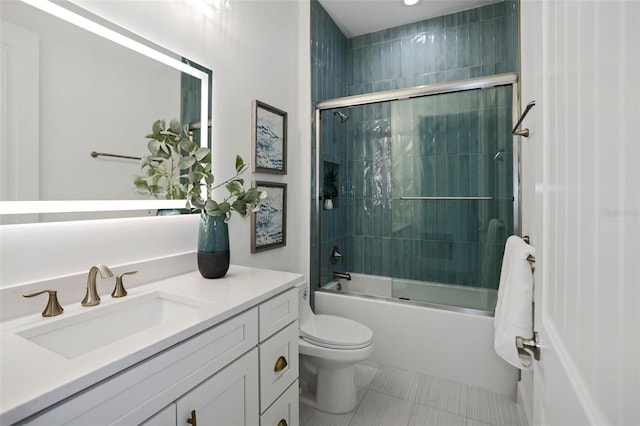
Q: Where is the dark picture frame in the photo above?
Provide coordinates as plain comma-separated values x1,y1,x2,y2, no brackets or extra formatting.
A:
251,100,287,174
251,181,287,253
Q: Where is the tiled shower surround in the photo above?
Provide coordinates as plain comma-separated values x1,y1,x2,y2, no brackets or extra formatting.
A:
311,1,518,293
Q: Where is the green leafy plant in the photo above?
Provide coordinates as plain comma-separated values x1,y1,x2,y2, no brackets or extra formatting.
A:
134,119,265,220
323,169,339,199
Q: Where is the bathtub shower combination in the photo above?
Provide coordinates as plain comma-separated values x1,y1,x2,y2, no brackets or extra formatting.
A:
312,74,522,395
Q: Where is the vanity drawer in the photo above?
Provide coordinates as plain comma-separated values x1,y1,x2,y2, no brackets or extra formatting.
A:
260,380,299,426
259,288,297,342
259,321,299,412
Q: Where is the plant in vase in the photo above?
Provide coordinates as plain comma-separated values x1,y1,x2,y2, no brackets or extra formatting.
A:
190,154,267,278
134,119,265,278
323,169,338,210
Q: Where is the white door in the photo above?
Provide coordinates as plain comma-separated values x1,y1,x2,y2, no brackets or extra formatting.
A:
520,1,639,425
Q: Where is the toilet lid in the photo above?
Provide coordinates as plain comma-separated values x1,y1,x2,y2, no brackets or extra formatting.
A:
300,315,373,349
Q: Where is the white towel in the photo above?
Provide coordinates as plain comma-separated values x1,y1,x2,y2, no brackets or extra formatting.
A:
494,235,536,369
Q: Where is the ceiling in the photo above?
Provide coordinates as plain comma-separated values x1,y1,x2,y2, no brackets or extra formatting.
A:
317,0,502,38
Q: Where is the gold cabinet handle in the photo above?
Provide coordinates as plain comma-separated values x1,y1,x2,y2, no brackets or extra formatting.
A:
274,355,288,372
277,419,288,426
23,289,64,317
187,409,197,426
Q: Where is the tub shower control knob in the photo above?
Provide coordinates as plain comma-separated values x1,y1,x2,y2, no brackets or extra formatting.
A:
23,289,64,317
330,246,343,264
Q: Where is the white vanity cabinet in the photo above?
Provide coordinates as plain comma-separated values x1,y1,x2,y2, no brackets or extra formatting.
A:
13,283,301,426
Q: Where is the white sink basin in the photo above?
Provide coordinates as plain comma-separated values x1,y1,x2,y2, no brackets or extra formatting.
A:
17,292,205,359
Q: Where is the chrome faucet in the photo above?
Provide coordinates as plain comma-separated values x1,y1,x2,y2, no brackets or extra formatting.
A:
333,271,351,281
81,264,113,307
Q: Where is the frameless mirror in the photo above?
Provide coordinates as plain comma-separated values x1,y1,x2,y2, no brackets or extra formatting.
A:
0,0,210,224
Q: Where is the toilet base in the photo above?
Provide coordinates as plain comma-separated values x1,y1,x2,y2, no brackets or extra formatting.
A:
299,356,359,414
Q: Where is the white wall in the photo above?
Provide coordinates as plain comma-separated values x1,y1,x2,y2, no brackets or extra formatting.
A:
0,1,311,288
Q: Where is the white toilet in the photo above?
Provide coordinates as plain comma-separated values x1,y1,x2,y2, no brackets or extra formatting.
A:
296,281,374,414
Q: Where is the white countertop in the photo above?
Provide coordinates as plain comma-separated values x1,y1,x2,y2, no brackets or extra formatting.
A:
0,265,305,425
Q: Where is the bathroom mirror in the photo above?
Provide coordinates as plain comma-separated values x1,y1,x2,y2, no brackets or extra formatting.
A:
0,0,210,223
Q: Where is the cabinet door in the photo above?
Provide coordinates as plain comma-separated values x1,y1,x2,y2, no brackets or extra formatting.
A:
176,348,259,426
141,404,176,426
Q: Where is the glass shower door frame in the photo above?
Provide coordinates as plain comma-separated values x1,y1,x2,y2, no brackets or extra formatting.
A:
314,72,523,298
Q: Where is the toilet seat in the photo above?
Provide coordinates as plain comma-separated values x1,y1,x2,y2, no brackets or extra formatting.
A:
300,314,373,349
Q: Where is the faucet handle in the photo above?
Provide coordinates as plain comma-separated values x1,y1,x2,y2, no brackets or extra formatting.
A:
330,246,343,264
112,271,137,298
23,289,64,317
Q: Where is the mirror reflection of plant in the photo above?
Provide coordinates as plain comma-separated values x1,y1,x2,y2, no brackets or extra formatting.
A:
133,119,203,200
134,119,265,220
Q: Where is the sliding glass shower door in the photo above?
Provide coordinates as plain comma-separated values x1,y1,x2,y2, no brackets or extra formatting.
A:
388,86,513,310
315,77,516,312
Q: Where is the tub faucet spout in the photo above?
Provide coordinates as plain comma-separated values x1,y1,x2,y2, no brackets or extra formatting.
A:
333,271,351,281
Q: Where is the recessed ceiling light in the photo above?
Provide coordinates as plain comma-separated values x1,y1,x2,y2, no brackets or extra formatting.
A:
404,0,420,5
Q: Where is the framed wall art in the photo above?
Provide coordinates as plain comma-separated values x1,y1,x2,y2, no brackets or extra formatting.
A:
251,100,287,174
251,181,287,253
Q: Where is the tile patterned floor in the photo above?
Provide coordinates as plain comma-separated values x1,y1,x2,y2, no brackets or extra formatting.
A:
300,363,521,426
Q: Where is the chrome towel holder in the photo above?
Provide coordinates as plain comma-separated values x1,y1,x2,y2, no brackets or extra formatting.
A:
522,235,536,272
516,235,539,366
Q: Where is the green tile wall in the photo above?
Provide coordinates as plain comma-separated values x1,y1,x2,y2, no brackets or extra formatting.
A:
311,1,518,291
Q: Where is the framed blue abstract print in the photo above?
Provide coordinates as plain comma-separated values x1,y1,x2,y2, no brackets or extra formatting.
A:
251,100,287,174
251,181,287,253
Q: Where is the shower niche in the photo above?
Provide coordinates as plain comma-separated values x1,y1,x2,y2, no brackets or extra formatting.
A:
322,161,340,210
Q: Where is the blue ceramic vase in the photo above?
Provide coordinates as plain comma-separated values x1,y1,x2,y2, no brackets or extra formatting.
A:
197,212,230,278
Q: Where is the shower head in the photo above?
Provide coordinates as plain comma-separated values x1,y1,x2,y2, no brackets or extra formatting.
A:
332,110,350,122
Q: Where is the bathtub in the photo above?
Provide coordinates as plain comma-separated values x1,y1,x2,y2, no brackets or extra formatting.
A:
324,273,498,313
315,273,518,397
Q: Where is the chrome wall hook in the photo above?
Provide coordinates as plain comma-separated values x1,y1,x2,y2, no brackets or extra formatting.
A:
512,101,536,137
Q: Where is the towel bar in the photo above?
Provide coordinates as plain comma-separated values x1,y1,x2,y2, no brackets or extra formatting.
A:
515,236,539,367
399,196,493,200
91,151,141,161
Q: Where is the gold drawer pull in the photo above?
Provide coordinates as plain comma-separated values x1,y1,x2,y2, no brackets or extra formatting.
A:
187,409,197,426
277,419,288,426
274,356,288,372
